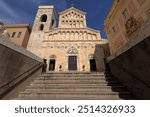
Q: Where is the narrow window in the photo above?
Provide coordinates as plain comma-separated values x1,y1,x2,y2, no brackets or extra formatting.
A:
112,26,116,33
11,32,16,38
51,19,55,27
40,14,47,22
17,32,22,38
39,24,44,31
122,8,129,20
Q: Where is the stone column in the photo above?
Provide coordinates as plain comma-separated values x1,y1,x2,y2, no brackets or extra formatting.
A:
70,32,74,40
88,33,91,40
75,32,78,40
62,32,66,40
77,21,79,28
83,32,86,40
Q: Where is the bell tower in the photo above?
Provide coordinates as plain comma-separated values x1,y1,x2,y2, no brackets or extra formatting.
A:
27,5,57,57
32,5,56,32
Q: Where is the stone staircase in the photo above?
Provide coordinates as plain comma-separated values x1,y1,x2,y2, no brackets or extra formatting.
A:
17,72,134,100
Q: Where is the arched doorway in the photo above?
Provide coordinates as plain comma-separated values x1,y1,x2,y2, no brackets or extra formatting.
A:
89,54,97,72
68,56,77,71
67,47,78,71
49,55,56,71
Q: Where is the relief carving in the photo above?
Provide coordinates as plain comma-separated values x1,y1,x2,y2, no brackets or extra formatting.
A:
125,17,140,37
67,47,78,54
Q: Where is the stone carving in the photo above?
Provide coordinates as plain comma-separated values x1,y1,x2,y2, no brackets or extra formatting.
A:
50,54,56,58
67,47,78,54
125,17,140,37
60,43,65,48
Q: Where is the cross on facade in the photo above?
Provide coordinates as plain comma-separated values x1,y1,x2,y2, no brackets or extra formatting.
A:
71,3,74,7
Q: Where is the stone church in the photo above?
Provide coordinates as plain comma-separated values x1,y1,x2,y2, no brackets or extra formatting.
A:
27,6,109,72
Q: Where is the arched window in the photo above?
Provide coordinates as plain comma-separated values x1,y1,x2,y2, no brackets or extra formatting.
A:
39,24,44,31
40,14,47,22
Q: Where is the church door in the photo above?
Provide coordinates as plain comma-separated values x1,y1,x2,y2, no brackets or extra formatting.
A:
90,59,97,71
49,59,55,71
68,56,77,71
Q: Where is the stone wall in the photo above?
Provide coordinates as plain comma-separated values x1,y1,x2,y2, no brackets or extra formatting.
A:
107,36,150,99
0,36,43,97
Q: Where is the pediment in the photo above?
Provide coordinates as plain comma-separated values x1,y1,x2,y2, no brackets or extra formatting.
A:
59,7,86,15
59,7,86,19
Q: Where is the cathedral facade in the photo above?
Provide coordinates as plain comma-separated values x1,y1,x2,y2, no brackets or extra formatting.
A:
27,6,109,72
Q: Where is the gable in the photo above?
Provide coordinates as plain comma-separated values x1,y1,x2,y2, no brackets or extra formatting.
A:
59,7,86,20
59,7,86,15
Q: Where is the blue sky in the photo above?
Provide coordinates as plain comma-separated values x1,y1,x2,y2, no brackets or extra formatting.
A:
0,0,114,38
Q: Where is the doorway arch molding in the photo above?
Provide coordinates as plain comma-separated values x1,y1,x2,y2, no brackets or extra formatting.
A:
67,46,78,55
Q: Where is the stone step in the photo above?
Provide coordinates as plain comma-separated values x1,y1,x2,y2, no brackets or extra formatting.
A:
18,92,132,100
19,91,131,96
16,95,129,100
36,77,106,80
16,72,134,100
29,83,123,87
42,72,104,75
39,76,105,79
24,87,128,92
38,76,106,79
40,74,104,77
36,77,119,83
36,77,118,81
32,79,121,84
26,85,126,89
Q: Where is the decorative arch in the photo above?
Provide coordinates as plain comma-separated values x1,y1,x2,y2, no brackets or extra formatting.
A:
50,54,56,59
60,43,66,48
67,47,78,54
40,14,47,22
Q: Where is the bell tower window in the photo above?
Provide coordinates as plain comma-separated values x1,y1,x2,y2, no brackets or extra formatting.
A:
39,24,44,31
51,19,55,27
40,14,47,22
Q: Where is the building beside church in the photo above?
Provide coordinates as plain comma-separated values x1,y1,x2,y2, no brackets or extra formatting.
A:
27,6,109,72
104,0,150,54
104,0,150,99
6,24,31,48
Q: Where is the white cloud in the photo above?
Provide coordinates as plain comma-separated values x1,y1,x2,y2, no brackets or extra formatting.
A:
1,18,16,24
0,0,19,19
31,0,67,11
0,0,67,24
